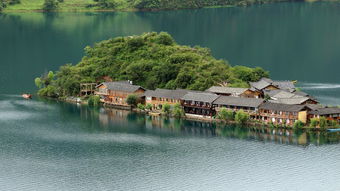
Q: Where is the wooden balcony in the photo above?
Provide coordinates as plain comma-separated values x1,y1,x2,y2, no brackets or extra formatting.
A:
258,113,297,119
183,103,212,109
94,91,109,96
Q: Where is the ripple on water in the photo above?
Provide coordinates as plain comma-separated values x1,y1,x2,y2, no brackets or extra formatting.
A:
299,82,340,90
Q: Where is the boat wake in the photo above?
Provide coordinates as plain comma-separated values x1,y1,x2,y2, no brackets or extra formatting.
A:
298,82,340,90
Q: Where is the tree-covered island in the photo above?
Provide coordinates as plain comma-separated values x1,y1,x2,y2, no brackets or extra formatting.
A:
34,32,340,129
35,32,269,98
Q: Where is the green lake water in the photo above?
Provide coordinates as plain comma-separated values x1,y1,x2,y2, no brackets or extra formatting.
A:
1,2,340,190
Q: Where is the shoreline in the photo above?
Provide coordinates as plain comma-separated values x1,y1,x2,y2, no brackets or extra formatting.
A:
1,0,336,13
59,95,335,132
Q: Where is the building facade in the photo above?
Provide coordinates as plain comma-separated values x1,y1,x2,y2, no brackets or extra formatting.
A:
213,96,264,119
95,81,145,106
144,89,189,109
258,102,310,125
181,92,220,117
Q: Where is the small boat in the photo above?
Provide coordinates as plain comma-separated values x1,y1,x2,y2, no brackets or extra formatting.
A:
327,128,340,132
22,94,32,99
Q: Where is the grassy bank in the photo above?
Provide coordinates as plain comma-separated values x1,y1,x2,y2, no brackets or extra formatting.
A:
0,0,328,13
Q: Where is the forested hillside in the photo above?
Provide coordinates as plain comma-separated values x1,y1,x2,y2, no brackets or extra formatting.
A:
0,0,289,12
34,32,269,97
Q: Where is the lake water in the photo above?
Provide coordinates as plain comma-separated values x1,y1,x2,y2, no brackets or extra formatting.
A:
1,2,340,190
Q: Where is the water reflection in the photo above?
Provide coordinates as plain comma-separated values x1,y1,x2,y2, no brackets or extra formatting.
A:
75,104,340,146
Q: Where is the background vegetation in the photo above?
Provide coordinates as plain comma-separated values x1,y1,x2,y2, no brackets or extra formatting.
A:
35,32,269,97
0,0,295,12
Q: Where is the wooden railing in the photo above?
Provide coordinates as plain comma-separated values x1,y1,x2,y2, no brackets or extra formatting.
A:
183,103,211,109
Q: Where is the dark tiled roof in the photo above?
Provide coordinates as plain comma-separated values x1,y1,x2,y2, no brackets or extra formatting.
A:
250,78,295,91
263,89,283,97
182,92,219,103
294,91,309,97
144,88,189,100
259,102,308,112
99,81,145,93
213,96,264,108
250,80,272,90
273,81,296,91
268,97,311,105
305,104,324,111
309,107,340,115
206,86,247,95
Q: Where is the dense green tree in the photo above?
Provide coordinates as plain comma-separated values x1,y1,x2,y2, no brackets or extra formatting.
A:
235,110,249,124
88,95,101,106
126,94,138,106
217,107,228,121
310,118,319,128
137,103,145,110
43,0,58,11
328,120,338,127
35,32,269,97
37,85,58,97
319,117,327,129
293,120,304,129
145,103,153,110
172,103,184,117
162,103,171,115
34,77,43,88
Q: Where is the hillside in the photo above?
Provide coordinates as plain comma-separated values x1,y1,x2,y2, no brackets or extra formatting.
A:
0,0,291,12
34,32,269,97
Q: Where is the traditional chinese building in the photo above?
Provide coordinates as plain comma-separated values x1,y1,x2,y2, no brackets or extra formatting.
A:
181,92,220,117
309,107,340,123
258,102,310,125
213,96,264,119
144,88,190,109
205,86,247,97
95,81,145,106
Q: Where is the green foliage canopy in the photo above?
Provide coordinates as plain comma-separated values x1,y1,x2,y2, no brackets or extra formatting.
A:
293,120,304,129
43,0,58,11
172,103,184,117
162,103,171,115
37,32,269,97
126,94,138,106
235,110,249,124
88,95,101,106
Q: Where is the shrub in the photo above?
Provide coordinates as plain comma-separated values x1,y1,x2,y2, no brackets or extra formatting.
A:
145,103,153,110
34,77,43,88
310,118,319,128
126,94,138,106
43,0,58,11
172,103,183,118
162,103,171,115
217,107,228,120
154,32,174,45
235,110,249,125
137,103,145,110
9,0,21,5
88,95,101,106
226,110,235,120
328,120,338,127
94,0,116,8
37,85,58,98
319,117,327,129
293,120,304,129
127,37,144,50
